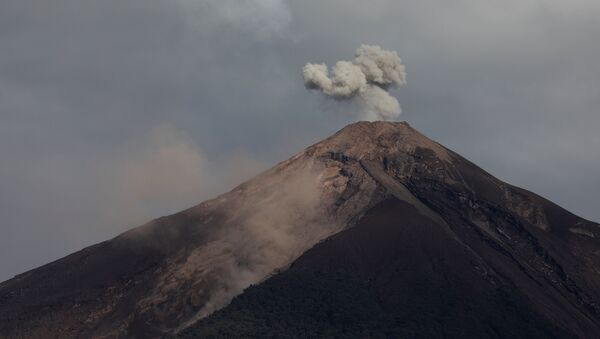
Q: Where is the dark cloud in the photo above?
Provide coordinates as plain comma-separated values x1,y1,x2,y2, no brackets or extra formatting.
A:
1,0,599,281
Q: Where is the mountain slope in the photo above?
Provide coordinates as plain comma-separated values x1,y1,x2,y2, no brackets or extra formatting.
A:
1,121,600,338
180,198,575,338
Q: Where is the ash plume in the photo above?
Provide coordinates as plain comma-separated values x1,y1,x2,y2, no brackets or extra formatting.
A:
173,164,331,332
303,45,406,121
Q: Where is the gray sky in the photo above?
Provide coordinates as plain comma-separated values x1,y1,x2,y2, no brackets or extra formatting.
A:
1,0,599,282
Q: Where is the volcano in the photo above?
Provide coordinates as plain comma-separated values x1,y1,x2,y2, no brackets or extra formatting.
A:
1,121,599,338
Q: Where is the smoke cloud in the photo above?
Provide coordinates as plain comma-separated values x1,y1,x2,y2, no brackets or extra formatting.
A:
303,45,407,121
182,166,327,324
103,124,269,230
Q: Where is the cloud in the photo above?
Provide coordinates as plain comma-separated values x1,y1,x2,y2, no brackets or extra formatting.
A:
177,0,291,38
303,45,407,121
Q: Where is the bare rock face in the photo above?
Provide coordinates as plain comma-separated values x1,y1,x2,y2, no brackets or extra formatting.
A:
1,121,600,338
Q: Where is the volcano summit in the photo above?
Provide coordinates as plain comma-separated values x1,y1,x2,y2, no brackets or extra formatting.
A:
1,122,599,338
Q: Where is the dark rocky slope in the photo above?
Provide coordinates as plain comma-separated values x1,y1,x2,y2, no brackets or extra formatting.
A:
180,198,576,338
1,121,599,338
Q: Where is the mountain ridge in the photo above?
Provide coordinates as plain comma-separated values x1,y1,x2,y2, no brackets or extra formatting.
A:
1,121,599,338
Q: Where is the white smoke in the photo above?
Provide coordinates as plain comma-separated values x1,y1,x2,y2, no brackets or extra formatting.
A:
303,45,407,121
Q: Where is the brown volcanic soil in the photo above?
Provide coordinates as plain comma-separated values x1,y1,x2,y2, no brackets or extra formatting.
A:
180,198,576,338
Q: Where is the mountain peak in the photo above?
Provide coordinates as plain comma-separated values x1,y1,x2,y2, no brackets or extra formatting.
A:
305,120,451,163
2,120,600,338
330,120,414,142
339,120,412,131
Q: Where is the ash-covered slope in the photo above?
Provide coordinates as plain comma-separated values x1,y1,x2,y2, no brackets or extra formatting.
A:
2,121,600,338
183,122,600,338
180,199,576,339
0,125,387,338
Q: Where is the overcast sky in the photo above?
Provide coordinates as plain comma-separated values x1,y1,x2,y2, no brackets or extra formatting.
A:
1,0,599,281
